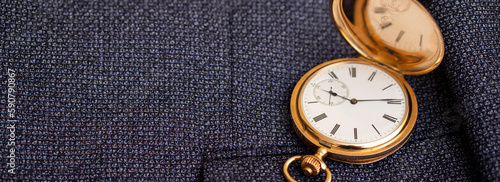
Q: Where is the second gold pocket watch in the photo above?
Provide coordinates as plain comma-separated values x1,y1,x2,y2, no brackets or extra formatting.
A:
284,0,444,181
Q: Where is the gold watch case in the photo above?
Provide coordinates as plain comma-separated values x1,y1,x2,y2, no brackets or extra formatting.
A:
290,57,417,164
284,0,444,181
331,0,445,75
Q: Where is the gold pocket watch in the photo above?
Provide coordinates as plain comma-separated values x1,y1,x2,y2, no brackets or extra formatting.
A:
283,0,444,181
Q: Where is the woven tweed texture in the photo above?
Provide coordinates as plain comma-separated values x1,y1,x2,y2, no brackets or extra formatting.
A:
0,0,498,181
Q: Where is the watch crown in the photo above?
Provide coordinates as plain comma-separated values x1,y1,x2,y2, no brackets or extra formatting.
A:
301,155,321,176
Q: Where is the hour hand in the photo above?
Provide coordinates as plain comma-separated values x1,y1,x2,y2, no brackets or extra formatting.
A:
321,89,350,101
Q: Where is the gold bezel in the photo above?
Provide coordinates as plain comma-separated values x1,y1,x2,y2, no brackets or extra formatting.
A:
290,58,417,164
330,0,445,75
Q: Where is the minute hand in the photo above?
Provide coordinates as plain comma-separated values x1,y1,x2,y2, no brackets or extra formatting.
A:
350,98,402,104
355,99,402,102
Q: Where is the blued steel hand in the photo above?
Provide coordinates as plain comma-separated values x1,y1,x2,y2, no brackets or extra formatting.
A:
321,89,350,101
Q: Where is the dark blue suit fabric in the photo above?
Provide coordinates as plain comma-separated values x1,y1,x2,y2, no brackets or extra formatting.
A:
0,0,498,181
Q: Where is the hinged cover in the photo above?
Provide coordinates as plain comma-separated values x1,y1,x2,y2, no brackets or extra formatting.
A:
330,0,444,75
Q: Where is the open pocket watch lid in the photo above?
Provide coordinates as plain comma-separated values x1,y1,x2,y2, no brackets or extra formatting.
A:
330,0,445,75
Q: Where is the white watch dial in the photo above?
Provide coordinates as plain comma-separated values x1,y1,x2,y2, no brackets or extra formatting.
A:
300,62,408,143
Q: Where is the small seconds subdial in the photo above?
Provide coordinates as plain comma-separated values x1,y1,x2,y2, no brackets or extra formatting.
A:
313,79,349,106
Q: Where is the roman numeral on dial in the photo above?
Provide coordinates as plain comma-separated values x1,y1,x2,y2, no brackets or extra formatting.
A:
375,7,386,14
382,84,394,91
368,71,376,81
349,67,356,78
354,128,358,140
381,22,392,29
420,34,423,48
383,114,398,123
328,71,338,79
396,30,405,42
330,124,340,135
313,113,327,122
